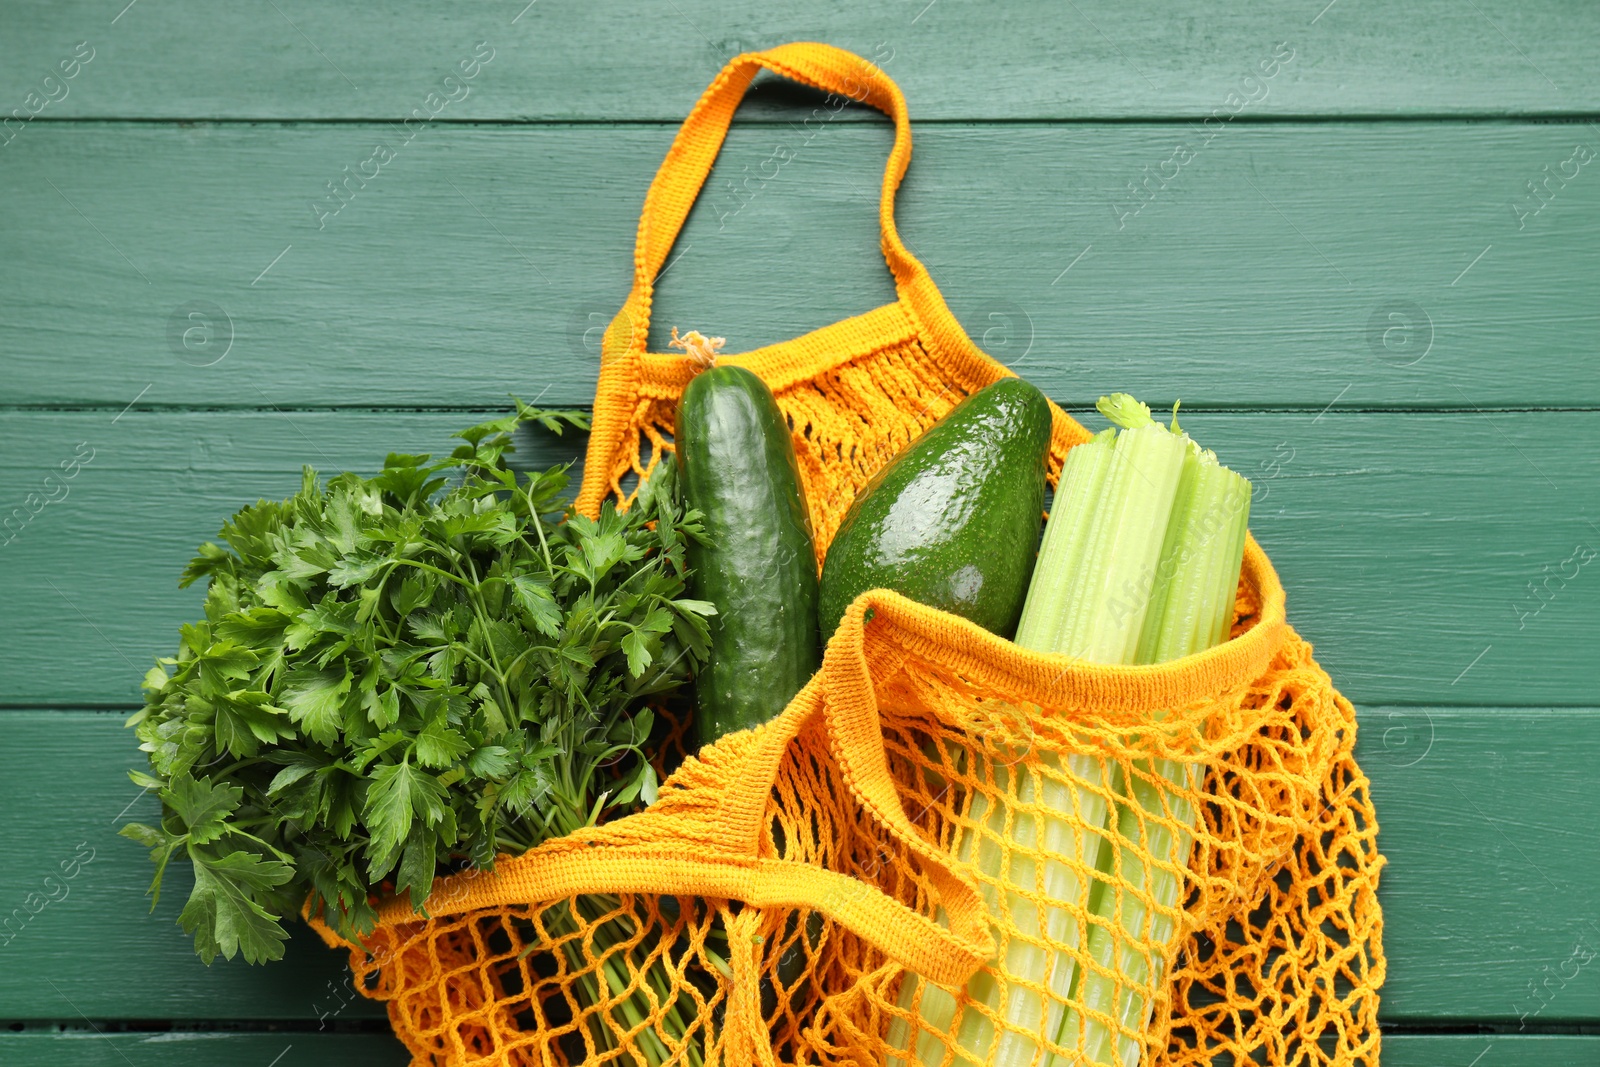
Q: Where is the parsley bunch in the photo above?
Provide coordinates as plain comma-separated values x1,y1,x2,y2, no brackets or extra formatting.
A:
124,403,713,965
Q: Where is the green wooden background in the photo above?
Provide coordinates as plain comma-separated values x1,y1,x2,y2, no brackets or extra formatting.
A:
3,1,1597,1063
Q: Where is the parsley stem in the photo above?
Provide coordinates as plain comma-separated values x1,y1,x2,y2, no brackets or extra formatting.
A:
366,566,402,645
447,643,508,692
460,552,516,715
226,826,294,862
212,757,262,778
499,641,556,681
524,485,557,572
384,556,477,592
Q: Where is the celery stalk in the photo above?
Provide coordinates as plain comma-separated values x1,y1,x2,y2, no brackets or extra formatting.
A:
1051,423,1190,664
1060,760,1198,1067
1138,455,1246,662
1061,453,1250,1066
1015,430,1115,649
897,399,1188,1067
894,394,1250,1067
890,752,1110,1067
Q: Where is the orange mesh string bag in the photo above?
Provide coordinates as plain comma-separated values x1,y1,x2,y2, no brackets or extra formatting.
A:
312,42,1386,1067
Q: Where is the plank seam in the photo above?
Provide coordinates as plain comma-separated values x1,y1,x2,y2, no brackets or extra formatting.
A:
4,405,1600,416
16,114,1600,126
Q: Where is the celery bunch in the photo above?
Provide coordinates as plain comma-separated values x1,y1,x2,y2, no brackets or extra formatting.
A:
892,394,1250,1067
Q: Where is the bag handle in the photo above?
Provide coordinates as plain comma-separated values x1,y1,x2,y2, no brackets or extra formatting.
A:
359,600,999,990
601,42,925,363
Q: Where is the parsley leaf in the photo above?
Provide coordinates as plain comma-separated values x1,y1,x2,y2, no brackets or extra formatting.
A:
181,850,294,964
279,666,351,745
162,777,242,846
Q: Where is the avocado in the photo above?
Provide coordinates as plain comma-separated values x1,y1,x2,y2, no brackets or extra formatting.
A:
819,377,1053,641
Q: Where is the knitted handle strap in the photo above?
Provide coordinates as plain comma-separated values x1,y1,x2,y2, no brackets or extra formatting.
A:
372,645,997,988
375,847,988,989
601,41,926,363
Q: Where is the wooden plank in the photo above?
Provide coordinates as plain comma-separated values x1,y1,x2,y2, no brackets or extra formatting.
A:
2,0,1597,120
2,122,1598,410
3,706,1596,1022
0,710,384,1020
1,408,1595,708
0,1031,406,1066
0,411,578,708
1384,1036,1600,1067
1356,708,1600,1023
1,1033,1592,1067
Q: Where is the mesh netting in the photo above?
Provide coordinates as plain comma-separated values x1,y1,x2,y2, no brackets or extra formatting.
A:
582,318,1045,565
316,574,1383,1067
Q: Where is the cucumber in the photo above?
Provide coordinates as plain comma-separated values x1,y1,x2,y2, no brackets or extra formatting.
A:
677,366,821,743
